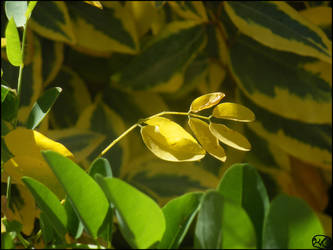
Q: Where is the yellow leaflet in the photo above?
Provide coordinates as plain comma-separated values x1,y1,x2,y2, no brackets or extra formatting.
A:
2,156,65,199
190,92,225,113
209,122,251,151
212,102,255,122
225,2,332,63
1,185,36,235
169,2,208,23
4,127,73,161
188,118,226,162
141,117,205,162
84,1,103,9
29,2,76,44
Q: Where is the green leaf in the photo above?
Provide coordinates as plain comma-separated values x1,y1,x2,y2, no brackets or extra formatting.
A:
194,190,256,249
158,192,203,249
25,1,37,20
112,21,206,92
41,150,109,239
21,176,68,239
88,157,113,179
64,198,84,239
39,212,55,245
5,17,22,67
95,176,165,249
1,85,10,103
217,163,270,248
26,87,62,129
1,232,15,249
224,2,332,63
262,194,324,249
5,1,27,27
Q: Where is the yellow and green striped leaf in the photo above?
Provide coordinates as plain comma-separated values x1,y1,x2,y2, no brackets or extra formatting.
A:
169,1,208,23
29,1,76,44
75,98,129,175
237,90,331,170
111,20,206,92
66,1,139,55
47,66,92,128
122,154,219,206
224,1,332,63
225,26,331,124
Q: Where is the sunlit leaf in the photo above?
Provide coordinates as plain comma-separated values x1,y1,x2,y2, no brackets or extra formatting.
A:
141,117,205,162
212,102,255,122
189,92,225,113
5,17,22,67
209,122,251,151
188,118,226,162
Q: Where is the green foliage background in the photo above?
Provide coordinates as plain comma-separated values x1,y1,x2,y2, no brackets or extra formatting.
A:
1,1,332,247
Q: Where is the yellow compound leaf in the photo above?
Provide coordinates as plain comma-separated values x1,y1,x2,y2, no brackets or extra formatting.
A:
209,123,251,151
84,1,103,9
188,118,226,162
4,127,74,161
189,92,225,113
212,102,255,122
141,117,205,162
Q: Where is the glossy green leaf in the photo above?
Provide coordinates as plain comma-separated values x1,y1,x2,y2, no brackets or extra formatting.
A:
95,176,165,249
262,194,324,249
88,157,113,179
159,192,203,249
194,190,256,249
209,122,251,151
41,150,109,239
189,92,225,113
141,117,205,162
21,176,68,239
5,17,22,67
1,85,10,103
224,2,332,63
217,163,270,248
26,87,62,129
5,1,27,27
112,21,206,92
212,102,255,122
64,198,84,239
39,211,55,245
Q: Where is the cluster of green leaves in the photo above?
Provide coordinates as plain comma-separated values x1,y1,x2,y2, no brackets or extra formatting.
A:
1,1,332,249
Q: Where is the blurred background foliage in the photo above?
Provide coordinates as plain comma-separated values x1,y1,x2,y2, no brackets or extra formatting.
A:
1,0,332,238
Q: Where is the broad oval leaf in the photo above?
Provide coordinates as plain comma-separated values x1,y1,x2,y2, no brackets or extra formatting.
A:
217,163,270,248
262,194,324,249
212,102,255,122
95,176,165,249
41,150,109,239
209,122,251,151
5,1,27,27
5,17,22,67
188,118,226,162
141,117,205,162
189,92,225,113
159,192,203,249
26,87,62,129
21,176,68,239
194,190,256,249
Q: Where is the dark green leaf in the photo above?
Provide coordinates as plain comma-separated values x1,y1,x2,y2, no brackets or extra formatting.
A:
39,212,55,245
21,176,68,239
5,17,22,66
159,192,203,249
1,86,18,122
217,163,269,248
262,194,324,249
194,190,256,249
25,87,62,129
41,150,109,239
1,85,10,103
64,199,84,239
5,1,27,27
88,157,113,179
